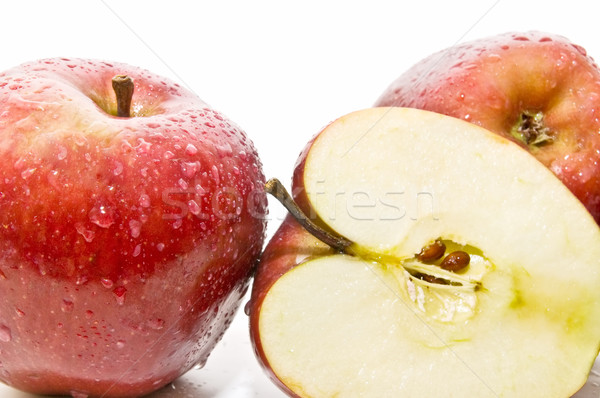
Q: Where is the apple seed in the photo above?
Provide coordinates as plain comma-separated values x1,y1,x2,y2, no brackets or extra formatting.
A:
439,251,470,272
416,239,446,263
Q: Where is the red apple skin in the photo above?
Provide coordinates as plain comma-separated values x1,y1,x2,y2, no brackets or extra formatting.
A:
0,58,267,397
375,31,600,223
249,215,334,398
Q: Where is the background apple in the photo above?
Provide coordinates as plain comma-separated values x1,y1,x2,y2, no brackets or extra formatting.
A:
375,31,600,223
0,58,267,397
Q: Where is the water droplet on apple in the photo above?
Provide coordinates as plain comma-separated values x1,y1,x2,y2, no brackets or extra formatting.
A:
147,318,165,330
129,219,142,238
112,161,123,176
85,310,94,319
211,165,220,185
181,161,200,178
193,357,208,370
101,278,114,289
185,143,198,155
113,286,127,305
0,325,11,342
15,308,25,318
75,222,95,243
89,205,115,228
0,269,7,280
139,194,151,208
21,168,36,180
132,244,142,257
188,199,201,215
172,218,183,229
164,151,175,160
178,178,188,190
216,142,233,157
195,184,206,195
61,299,74,313
69,390,89,398
57,145,68,160
116,340,126,349
156,243,165,252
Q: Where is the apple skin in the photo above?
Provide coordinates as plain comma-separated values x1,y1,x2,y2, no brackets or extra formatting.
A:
0,58,267,397
375,31,600,223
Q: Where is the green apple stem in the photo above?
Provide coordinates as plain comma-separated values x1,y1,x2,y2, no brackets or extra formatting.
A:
265,178,354,254
112,75,134,117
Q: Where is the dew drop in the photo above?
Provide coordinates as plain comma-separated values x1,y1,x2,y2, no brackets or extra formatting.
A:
185,143,198,155
188,199,201,215
0,325,11,342
75,222,95,243
89,205,115,228
112,161,123,176
193,357,208,370
116,340,126,349
61,299,74,313
164,151,175,160
132,244,142,257
216,142,233,157
100,278,114,289
15,308,25,318
139,194,151,208
172,219,183,229
113,286,127,305
147,318,165,330
129,220,142,238
69,390,89,398
178,178,188,190
57,145,68,160
21,168,37,180
156,243,165,252
85,310,94,319
181,161,200,178
211,165,220,185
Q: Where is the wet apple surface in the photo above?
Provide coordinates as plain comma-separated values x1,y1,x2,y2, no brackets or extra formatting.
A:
0,58,267,397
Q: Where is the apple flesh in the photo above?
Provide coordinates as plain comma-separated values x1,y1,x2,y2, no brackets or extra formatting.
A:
0,58,267,397
375,31,600,224
250,107,600,397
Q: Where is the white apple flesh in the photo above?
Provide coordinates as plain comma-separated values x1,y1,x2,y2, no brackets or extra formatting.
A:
252,107,600,397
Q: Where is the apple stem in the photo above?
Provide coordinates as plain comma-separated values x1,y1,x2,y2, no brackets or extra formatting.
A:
265,178,354,254
112,75,134,117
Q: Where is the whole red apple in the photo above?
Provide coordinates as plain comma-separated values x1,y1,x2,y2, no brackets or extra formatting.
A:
375,31,600,223
0,58,267,397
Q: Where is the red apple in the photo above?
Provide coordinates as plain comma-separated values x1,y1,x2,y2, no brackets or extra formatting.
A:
250,108,600,397
375,31,600,223
0,58,267,397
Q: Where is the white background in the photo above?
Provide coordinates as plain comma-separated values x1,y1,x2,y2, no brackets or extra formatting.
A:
1,1,600,397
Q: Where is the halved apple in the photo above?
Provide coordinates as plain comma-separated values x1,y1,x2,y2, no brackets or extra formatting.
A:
250,107,600,397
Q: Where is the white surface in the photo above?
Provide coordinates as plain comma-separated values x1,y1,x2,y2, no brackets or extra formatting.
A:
1,1,600,397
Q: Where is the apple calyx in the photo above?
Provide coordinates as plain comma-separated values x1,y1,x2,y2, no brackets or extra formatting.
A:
112,74,134,117
265,178,481,291
510,110,554,147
